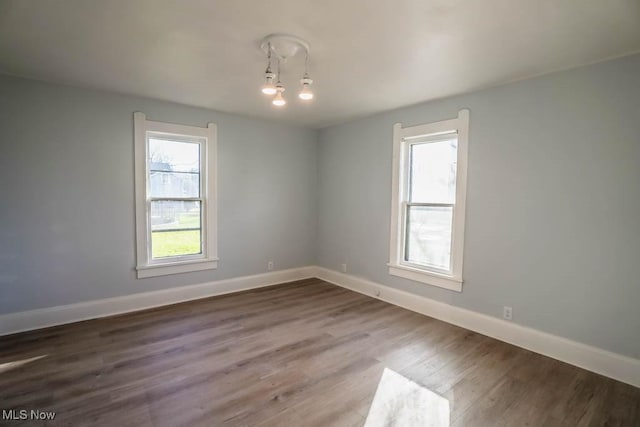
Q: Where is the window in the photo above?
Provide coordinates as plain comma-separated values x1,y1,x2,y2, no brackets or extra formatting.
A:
134,112,218,278
389,110,469,291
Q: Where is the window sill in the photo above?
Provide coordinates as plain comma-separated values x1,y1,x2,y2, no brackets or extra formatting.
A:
136,258,218,279
388,264,462,292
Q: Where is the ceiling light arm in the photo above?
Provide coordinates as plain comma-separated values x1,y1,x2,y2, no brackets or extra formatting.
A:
303,49,310,79
272,58,286,106
261,42,277,96
276,58,282,84
265,42,273,75
298,48,314,101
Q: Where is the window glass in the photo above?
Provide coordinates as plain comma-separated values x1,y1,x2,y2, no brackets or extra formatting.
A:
405,205,453,270
149,138,200,198
405,137,458,270
150,200,202,258
148,137,203,259
409,138,458,204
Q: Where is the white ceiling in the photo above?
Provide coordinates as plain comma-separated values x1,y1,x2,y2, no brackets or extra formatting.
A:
1,0,639,128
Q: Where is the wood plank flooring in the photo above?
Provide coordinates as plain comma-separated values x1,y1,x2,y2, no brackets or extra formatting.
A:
1,278,639,426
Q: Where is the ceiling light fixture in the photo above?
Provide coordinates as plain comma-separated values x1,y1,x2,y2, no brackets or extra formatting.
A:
260,34,314,107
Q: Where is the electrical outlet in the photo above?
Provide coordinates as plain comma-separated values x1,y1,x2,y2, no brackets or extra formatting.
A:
341,263,347,273
267,261,274,271
503,306,513,321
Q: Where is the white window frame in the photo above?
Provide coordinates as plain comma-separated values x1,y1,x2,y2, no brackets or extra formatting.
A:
388,109,469,292
134,112,218,278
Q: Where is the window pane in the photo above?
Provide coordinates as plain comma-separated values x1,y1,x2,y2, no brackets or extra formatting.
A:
149,171,200,198
149,138,200,173
149,137,200,198
405,205,453,271
409,138,458,204
151,200,201,258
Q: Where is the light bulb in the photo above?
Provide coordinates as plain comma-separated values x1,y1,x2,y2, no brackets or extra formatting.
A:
298,76,314,101
298,83,314,100
261,73,277,95
262,84,277,95
272,82,286,106
272,91,286,106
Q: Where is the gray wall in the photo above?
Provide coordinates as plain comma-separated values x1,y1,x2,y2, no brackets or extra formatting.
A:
2,54,639,359
0,75,317,314
317,54,640,359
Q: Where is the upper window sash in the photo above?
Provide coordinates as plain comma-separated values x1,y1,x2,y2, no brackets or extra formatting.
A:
404,133,458,205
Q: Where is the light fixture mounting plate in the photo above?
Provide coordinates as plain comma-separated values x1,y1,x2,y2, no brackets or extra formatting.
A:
261,34,310,62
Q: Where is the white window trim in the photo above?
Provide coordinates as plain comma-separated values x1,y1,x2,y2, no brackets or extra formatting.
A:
388,109,469,292
134,112,218,279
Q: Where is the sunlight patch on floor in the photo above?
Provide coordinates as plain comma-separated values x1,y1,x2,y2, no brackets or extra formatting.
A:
364,368,450,427
0,354,47,374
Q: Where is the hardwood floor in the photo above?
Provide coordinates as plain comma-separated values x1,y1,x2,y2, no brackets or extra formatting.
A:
1,278,638,426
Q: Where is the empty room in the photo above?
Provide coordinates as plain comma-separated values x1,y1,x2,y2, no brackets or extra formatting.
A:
1,1,639,425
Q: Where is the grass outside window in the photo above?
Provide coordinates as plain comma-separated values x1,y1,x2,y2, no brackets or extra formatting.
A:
152,212,201,258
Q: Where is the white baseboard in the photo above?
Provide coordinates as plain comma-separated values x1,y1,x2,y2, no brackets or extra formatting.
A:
315,267,640,389
2,265,638,389
0,266,316,337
